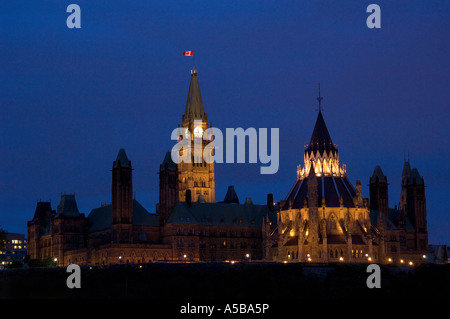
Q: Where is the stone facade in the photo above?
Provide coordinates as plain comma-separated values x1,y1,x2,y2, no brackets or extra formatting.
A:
266,107,428,266
26,72,429,267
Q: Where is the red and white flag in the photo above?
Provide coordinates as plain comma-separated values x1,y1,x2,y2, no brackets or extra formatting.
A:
183,51,194,56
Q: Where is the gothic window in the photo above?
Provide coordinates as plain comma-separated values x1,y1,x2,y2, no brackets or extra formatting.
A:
330,250,333,258
328,215,337,232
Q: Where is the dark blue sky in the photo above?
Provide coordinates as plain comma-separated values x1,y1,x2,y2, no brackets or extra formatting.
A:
1,1,449,244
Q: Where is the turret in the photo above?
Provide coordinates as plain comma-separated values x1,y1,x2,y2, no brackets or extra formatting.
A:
158,152,179,225
111,148,133,243
369,165,389,217
399,161,428,251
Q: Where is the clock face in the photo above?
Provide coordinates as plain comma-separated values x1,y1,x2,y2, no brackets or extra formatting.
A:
193,126,203,138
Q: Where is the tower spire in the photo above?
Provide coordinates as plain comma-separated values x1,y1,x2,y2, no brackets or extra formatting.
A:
317,81,323,113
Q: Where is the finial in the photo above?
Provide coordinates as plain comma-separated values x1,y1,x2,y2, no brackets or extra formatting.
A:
317,81,323,113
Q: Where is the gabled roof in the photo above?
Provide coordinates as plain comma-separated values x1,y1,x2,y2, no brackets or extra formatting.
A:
370,208,415,231
87,199,158,232
183,70,206,123
114,148,130,168
166,201,277,227
305,111,337,155
132,200,160,226
370,210,397,231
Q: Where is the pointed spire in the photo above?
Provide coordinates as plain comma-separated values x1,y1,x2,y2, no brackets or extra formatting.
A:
306,109,337,155
183,70,206,124
317,81,323,113
114,148,131,168
402,160,411,180
224,185,239,204
370,165,387,183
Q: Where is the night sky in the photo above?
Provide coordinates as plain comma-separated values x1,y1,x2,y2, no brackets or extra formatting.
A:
1,1,449,245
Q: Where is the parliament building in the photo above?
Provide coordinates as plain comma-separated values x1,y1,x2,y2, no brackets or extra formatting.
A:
27,69,428,266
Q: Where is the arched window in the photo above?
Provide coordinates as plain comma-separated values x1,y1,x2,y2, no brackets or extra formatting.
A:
331,217,336,230
330,250,333,258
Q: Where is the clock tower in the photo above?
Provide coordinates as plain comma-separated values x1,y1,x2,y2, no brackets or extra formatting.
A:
177,69,215,203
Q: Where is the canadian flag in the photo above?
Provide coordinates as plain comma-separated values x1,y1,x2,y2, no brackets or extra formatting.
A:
183,51,194,56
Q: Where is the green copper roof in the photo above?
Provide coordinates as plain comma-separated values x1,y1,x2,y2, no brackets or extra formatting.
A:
370,210,397,230
56,194,81,217
183,71,206,123
166,201,277,227
370,209,415,231
114,148,130,168
87,199,158,232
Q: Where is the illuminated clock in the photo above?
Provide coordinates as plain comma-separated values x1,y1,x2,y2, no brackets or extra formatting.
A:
193,126,203,138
